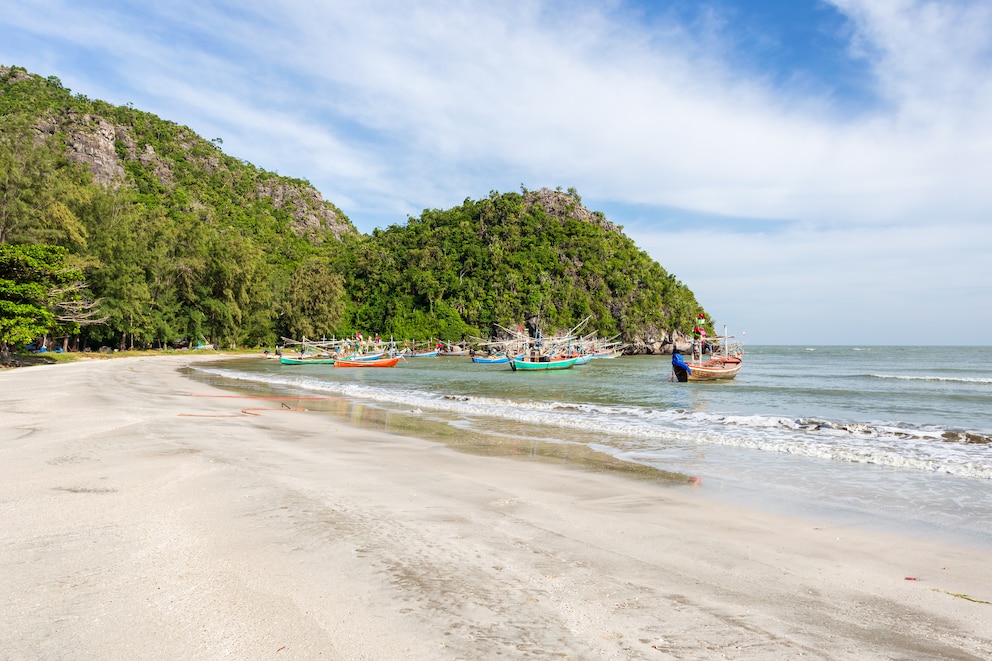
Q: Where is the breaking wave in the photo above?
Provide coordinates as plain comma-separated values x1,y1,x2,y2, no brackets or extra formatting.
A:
194,364,992,480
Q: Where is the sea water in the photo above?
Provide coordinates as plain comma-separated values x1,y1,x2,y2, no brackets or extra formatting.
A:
190,346,992,547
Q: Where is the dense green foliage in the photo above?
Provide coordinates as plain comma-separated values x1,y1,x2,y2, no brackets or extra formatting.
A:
0,243,85,351
1,65,353,349
332,189,703,341
1,65,707,351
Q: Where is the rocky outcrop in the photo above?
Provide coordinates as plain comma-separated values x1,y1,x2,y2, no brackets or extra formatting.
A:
524,188,622,234
64,115,127,187
0,65,32,84
33,112,127,187
255,180,353,242
30,99,354,243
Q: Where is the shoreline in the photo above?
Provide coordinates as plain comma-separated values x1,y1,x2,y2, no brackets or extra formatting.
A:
2,355,990,659
193,355,992,553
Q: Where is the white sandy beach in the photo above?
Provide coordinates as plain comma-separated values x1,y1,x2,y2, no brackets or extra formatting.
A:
1,355,990,660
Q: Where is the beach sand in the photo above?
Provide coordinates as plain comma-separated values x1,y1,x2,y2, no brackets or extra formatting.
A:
1,355,990,660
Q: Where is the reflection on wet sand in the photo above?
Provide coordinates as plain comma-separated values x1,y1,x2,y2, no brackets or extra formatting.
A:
186,368,691,485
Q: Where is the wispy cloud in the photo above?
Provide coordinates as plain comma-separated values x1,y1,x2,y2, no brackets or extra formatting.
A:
1,0,989,343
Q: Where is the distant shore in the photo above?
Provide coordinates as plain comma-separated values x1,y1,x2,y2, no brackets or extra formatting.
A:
2,355,990,659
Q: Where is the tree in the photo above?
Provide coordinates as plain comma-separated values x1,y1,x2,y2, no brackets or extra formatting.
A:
281,255,345,340
0,128,89,247
199,230,269,347
0,243,90,354
83,191,179,349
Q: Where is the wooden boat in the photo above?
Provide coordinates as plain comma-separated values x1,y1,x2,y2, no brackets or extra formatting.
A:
406,350,438,357
472,354,509,364
685,355,742,381
673,321,744,382
333,356,401,368
587,336,624,359
496,318,601,372
279,355,335,365
337,351,384,361
509,355,577,371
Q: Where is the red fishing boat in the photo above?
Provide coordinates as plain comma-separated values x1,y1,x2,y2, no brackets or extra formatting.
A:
333,356,401,368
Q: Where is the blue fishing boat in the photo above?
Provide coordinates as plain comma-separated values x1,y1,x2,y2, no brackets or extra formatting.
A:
472,354,509,364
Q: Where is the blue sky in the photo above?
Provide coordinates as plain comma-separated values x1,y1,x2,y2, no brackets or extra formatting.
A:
3,0,991,345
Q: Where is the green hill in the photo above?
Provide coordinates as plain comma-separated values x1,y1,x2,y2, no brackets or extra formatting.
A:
1,65,708,353
332,187,704,347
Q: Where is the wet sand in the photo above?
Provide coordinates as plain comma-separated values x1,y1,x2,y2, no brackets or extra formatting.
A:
2,355,990,660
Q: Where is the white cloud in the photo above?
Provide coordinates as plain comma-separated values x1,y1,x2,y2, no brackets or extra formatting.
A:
2,0,989,343
629,216,992,345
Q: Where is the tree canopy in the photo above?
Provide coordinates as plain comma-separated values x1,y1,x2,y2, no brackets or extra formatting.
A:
0,243,89,351
332,188,702,342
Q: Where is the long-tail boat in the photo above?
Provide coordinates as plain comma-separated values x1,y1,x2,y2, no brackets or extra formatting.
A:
673,320,744,382
333,356,402,368
508,354,578,371
279,355,335,365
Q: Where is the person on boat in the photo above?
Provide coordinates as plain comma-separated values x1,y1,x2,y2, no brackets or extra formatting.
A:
672,350,692,382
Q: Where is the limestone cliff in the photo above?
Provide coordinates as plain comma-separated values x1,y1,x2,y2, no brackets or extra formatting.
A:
3,65,355,244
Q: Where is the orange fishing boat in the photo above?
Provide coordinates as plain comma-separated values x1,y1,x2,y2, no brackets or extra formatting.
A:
333,356,401,368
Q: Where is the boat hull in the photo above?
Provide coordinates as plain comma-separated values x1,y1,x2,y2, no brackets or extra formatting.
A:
279,356,335,365
509,357,577,371
685,358,742,381
337,352,384,361
333,356,401,368
472,355,509,364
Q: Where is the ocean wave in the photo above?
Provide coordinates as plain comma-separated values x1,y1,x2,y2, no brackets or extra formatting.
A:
867,373,992,385
192,365,992,480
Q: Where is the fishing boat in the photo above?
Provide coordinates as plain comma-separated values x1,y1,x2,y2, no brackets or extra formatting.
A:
277,336,345,363
498,317,600,372
680,354,742,381
673,320,744,382
465,336,517,364
509,354,578,371
586,335,624,359
337,351,385,361
406,350,438,357
333,356,401,368
279,355,335,365
471,353,509,364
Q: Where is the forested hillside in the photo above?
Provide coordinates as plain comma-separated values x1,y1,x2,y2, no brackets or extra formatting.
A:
332,188,703,345
1,65,708,354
